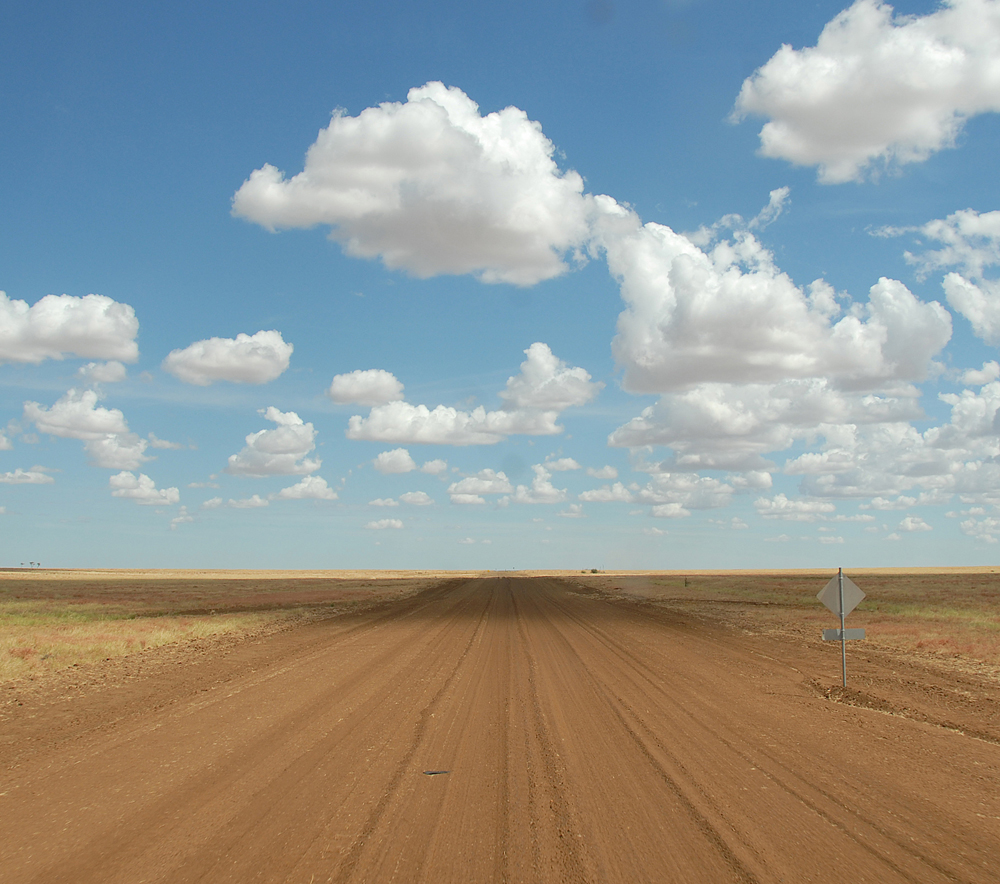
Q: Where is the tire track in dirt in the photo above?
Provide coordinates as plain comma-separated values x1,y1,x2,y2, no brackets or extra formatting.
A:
6,580,491,884
329,583,493,884
512,582,592,883
514,581,754,883
539,577,988,883
1,576,998,884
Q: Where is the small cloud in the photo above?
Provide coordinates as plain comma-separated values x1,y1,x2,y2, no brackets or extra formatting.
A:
366,518,403,530
273,475,338,500
558,504,586,518
373,448,417,474
818,535,845,544
545,457,581,471
170,506,193,530
109,471,180,505
586,465,618,479
0,467,55,485
368,498,399,507
421,459,448,475
148,432,184,450
643,527,666,536
328,369,404,406
400,491,433,506
651,503,690,519
450,493,486,505
899,515,932,532
201,497,223,509
458,537,476,544
962,361,1000,386
163,330,292,386
764,534,791,542
229,494,269,508
77,361,127,384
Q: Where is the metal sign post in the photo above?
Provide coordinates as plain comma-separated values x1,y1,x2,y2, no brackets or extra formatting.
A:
817,568,866,687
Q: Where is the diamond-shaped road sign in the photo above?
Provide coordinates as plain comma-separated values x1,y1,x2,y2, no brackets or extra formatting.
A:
817,574,865,617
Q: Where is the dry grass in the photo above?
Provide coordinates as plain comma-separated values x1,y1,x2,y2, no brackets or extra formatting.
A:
0,569,468,683
572,569,1000,672
6,567,999,682
0,603,277,681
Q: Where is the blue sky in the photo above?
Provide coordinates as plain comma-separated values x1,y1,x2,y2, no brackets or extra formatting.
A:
3,0,1000,568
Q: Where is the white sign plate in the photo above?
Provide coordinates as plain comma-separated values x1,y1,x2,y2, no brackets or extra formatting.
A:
822,628,865,641
817,575,865,617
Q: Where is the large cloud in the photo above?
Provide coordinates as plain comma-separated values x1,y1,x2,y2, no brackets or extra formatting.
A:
609,379,923,471
733,0,1000,183
23,389,151,470
233,82,593,285
347,343,600,445
792,378,1000,505
109,471,180,505
225,407,320,477
162,330,292,385
0,292,139,365
328,369,404,406
596,202,952,394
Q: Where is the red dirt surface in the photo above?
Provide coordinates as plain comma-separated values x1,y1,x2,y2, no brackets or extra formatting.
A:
1,576,998,883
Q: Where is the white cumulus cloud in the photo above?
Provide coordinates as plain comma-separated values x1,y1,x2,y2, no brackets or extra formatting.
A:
347,343,600,445
225,407,320,477
170,506,193,530
511,465,567,505
77,361,128,384
23,389,151,470
273,475,338,500
899,515,933,532
579,482,634,503
754,493,837,521
0,291,139,365
544,457,581,471
733,0,1000,183
366,518,403,530
447,469,513,502
0,467,54,485
163,330,292,385
327,369,404,406
372,448,417,474
586,465,618,480
596,204,951,394
109,471,180,505
229,494,270,509
232,82,593,286
888,209,1000,344
399,490,433,505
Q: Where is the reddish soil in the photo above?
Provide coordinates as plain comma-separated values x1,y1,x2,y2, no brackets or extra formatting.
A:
1,576,998,883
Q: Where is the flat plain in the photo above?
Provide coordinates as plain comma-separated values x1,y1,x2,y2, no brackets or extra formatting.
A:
1,569,998,883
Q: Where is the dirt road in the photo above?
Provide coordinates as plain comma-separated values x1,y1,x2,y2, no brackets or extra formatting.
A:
1,576,998,883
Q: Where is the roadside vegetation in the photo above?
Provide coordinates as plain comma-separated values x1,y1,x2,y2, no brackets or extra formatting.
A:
0,571,440,682
574,569,1000,674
